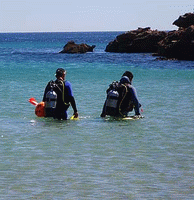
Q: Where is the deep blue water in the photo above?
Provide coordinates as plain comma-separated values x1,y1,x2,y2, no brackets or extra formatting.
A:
0,32,194,199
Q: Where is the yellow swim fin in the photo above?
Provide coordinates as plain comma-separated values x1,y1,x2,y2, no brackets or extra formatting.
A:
70,115,79,120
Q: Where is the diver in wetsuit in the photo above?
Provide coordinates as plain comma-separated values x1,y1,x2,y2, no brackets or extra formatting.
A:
43,68,78,120
101,71,141,118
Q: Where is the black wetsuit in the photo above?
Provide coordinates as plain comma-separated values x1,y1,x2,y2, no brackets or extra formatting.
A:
43,80,77,120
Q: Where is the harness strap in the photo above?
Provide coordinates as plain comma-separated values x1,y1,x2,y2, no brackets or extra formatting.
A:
59,80,70,106
118,84,128,117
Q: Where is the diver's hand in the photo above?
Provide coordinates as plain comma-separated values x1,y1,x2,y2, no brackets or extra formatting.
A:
133,115,142,119
100,113,106,117
73,112,78,118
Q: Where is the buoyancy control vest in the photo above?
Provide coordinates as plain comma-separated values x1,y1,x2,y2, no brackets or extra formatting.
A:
44,80,70,117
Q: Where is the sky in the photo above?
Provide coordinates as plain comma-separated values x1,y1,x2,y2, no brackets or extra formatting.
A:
0,0,193,32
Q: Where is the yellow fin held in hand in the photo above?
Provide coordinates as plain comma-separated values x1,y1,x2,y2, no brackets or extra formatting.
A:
70,115,79,120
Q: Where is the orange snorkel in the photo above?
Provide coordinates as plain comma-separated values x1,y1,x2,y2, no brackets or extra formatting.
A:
29,97,38,106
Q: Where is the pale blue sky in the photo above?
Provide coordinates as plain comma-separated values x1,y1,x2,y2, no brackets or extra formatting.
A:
0,0,193,32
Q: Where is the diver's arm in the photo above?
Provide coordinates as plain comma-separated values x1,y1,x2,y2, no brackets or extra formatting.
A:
69,96,78,117
130,87,141,115
65,81,78,117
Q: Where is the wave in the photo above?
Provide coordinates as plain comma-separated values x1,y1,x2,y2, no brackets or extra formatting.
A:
11,50,59,55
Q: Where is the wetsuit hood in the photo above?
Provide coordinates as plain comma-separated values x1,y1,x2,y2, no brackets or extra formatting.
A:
120,76,131,84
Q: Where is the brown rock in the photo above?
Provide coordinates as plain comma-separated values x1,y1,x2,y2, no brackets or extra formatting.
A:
105,27,167,53
157,25,194,60
59,41,96,53
173,13,194,28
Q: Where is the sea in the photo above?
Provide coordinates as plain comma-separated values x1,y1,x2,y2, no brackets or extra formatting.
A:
0,32,193,199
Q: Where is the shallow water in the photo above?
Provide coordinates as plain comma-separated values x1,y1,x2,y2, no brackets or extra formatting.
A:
0,32,194,199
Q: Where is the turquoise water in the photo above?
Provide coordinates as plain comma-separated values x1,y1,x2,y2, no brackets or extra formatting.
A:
0,32,194,199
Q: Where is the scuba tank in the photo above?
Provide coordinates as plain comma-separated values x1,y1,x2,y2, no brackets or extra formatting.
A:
104,80,128,117
45,88,57,108
106,90,119,109
45,85,57,117
105,89,119,116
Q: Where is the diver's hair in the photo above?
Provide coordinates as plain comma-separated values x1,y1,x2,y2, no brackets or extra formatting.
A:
122,71,133,80
55,68,66,78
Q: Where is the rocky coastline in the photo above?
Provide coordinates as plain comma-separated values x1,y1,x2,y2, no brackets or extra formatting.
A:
105,27,167,53
59,13,194,60
105,13,194,60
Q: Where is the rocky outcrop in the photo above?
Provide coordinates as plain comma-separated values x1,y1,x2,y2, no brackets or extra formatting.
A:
173,13,194,28
156,25,194,60
155,13,194,60
59,41,96,53
105,27,167,53
105,13,194,60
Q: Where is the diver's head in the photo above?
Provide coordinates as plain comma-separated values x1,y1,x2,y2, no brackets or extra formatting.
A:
120,76,130,84
55,68,66,80
122,71,133,82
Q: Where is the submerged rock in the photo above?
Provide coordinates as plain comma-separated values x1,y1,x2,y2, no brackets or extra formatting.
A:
59,41,96,53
